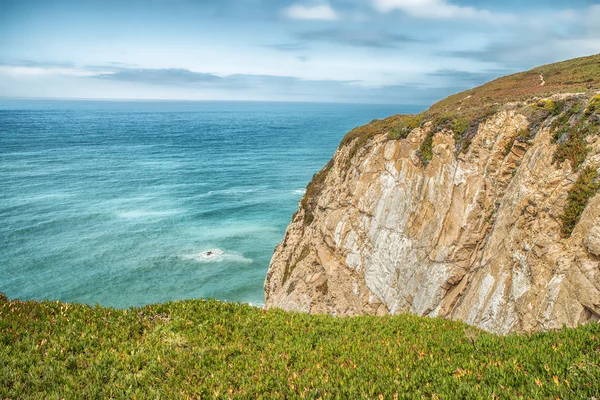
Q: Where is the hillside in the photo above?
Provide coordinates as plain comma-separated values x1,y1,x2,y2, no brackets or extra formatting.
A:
1,295,600,398
265,54,600,334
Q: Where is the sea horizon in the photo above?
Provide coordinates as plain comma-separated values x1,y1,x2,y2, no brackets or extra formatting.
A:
0,99,423,308
0,97,429,107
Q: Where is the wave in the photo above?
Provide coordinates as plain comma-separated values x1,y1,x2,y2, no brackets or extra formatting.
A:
244,301,265,308
292,189,306,195
182,248,253,264
117,209,183,219
187,187,264,200
22,193,74,202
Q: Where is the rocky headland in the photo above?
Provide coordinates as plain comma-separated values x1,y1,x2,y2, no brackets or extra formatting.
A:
265,54,600,334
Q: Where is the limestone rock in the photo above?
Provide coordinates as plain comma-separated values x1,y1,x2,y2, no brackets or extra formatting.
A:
584,227,600,257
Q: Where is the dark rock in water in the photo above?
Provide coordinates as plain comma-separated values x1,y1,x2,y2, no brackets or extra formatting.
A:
206,251,213,256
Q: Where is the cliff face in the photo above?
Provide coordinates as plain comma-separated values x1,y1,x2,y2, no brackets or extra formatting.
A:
264,55,600,334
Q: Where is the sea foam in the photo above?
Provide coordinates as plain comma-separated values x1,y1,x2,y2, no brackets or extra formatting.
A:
183,249,252,264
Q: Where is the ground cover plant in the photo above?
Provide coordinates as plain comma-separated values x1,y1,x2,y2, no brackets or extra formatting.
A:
1,295,599,399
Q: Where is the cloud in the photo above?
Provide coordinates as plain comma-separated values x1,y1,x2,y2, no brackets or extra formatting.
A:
0,60,97,77
1,61,490,105
91,67,470,104
296,29,417,48
442,6,600,68
0,60,75,68
371,0,511,22
95,68,223,85
263,43,308,52
282,1,338,21
92,67,355,91
106,61,139,67
427,69,509,85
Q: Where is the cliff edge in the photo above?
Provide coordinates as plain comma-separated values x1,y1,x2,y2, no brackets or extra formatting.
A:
264,54,600,334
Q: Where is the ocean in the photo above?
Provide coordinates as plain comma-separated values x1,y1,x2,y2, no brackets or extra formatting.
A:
0,99,422,308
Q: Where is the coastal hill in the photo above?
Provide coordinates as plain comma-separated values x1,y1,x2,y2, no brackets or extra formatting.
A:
265,54,600,334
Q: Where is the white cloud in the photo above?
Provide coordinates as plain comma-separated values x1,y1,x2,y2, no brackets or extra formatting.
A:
372,0,511,22
0,66,97,77
282,2,339,21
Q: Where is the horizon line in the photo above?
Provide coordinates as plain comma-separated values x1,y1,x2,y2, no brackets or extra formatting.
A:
0,96,429,108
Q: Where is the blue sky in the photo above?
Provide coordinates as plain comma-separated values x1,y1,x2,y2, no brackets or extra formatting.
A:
1,0,599,104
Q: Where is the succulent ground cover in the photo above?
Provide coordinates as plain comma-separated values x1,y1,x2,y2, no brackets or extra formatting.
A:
1,295,599,399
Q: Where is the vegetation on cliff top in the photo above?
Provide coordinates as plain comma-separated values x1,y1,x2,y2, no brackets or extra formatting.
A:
2,295,600,399
344,53,600,164
299,54,600,226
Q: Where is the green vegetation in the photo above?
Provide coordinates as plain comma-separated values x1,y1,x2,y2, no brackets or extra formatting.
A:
1,296,600,399
451,116,471,140
551,100,582,143
340,115,418,169
417,131,435,164
533,99,561,115
559,166,600,236
585,94,600,116
551,96,599,170
389,114,424,140
337,55,600,165
553,123,592,169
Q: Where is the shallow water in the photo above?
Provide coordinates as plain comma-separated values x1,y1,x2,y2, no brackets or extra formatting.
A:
0,100,421,307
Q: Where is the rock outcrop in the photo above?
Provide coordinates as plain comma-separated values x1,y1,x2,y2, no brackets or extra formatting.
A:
264,55,600,333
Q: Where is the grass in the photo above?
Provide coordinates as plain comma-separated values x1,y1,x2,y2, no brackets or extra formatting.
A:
428,54,600,118
559,166,600,236
2,295,600,399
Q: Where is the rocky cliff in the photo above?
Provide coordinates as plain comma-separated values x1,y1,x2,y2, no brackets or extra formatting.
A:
264,54,600,334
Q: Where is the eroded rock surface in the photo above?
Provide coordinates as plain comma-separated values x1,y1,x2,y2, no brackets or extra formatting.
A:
265,105,600,334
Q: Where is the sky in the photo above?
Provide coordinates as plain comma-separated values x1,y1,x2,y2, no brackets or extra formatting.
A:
1,0,600,104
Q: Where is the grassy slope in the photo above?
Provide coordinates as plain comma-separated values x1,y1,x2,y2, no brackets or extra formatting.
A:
340,54,600,162
428,53,600,115
340,54,600,160
1,297,599,399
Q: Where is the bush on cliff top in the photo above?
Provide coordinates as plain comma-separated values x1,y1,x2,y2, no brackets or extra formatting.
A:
548,95,599,170
560,166,600,236
2,296,600,399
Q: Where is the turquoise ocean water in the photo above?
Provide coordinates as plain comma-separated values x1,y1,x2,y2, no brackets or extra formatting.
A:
0,100,421,308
